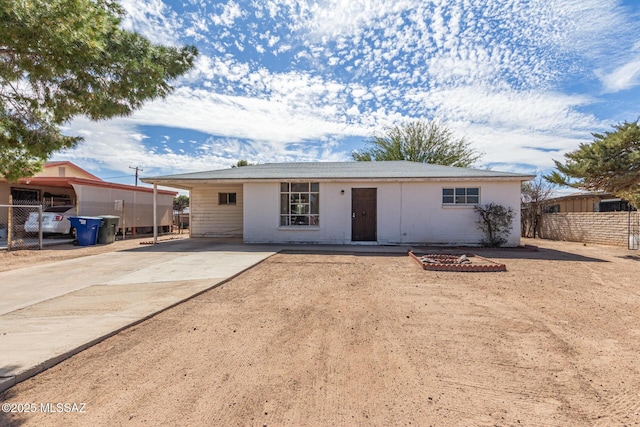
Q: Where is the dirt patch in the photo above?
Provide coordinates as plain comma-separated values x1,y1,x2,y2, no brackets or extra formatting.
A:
1,239,640,426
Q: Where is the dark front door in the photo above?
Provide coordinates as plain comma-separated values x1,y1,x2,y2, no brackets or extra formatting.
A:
352,188,377,242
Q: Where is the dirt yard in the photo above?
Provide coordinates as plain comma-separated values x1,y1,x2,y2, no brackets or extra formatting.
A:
1,239,639,426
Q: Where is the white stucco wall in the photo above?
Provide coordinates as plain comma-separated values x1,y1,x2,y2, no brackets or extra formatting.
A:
398,181,521,246
242,180,522,246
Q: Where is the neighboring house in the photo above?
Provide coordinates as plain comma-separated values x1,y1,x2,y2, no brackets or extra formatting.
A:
544,192,636,213
0,161,176,234
143,161,534,246
533,191,638,249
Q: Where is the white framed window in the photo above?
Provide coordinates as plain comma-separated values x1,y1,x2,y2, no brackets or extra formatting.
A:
218,192,237,205
442,187,480,205
280,182,319,226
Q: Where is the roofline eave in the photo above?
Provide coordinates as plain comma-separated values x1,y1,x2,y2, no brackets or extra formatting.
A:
142,175,536,188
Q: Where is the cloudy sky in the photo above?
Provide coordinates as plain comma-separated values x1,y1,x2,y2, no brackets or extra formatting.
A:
57,0,640,186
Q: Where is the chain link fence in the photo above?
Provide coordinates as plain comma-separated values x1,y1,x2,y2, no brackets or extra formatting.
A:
0,203,43,250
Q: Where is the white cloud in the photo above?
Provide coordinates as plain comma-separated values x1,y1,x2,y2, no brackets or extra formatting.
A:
126,86,358,144
302,0,414,39
52,0,640,179
210,1,244,27
59,83,363,177
181,54,251,84
57,118,253,177
118,0,182,46
453,122,590,172
598,56,640,93
410,86,598,133
401,84,604,171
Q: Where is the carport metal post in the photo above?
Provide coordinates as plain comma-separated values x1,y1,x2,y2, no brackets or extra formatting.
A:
153,184,158,244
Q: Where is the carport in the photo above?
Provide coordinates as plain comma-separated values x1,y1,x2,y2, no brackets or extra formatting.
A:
1,162,176,249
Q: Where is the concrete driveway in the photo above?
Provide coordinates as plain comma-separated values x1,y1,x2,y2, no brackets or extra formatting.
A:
0,239,277,392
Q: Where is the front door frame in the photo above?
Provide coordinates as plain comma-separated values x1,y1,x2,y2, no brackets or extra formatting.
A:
351,188,377,242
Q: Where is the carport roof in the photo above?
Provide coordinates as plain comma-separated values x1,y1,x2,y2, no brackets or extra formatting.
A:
142,161,535,189
13,176,177,195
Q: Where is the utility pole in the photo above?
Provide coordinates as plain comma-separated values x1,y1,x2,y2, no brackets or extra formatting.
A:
129,166,143,186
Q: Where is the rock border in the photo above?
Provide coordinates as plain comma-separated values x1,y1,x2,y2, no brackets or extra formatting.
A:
408,250,507,272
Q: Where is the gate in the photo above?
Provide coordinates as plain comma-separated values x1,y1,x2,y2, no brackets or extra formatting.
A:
629,211,639,250
0,203,43,250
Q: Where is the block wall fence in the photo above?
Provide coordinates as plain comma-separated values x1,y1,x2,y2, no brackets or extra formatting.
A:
538,212,639,247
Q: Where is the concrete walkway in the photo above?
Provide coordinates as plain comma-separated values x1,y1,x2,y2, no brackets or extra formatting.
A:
0,239,277,393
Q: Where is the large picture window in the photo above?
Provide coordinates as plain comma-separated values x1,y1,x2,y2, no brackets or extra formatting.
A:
280,182,319,226
442,187,479,205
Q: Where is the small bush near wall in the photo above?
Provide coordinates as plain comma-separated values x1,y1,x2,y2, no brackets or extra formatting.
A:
475,203,515,247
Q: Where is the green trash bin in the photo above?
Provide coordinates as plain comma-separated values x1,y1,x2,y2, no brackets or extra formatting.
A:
98,215,120,244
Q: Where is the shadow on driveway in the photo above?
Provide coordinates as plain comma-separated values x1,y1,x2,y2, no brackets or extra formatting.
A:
126,238,611,263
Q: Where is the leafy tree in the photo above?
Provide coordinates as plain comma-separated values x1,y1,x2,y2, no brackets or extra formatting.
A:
521,176,556,238
545,120,640,209
232,159,252,167
173,195,189,212
173,194,189,233
474,203,515,247
0,0,198,180
352,119,481,167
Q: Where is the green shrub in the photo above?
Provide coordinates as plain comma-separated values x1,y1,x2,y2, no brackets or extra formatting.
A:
474,203,515,247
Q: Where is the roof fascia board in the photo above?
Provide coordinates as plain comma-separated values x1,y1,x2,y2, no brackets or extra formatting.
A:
144,175,535,188
19,176,176,195
71,179,177,195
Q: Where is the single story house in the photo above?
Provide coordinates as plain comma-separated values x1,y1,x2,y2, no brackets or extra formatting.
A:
1,161,176,235
142,161,534,246
543,192,636,213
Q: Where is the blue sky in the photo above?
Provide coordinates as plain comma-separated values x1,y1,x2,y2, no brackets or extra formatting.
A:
56,0,640,187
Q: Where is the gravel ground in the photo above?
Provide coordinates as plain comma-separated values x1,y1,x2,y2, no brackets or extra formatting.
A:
1,238,639,426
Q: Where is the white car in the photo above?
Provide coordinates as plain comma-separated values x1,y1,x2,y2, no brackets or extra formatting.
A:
24,206,76,235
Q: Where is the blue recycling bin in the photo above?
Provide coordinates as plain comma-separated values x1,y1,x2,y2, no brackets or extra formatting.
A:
69,216,102,246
